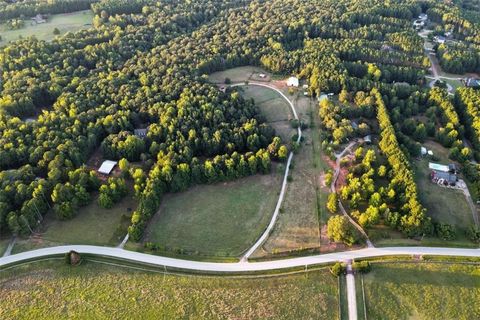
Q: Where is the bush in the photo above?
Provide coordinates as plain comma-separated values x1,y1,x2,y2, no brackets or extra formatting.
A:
352,261,371,273
435,222,456,240
330,262,346,276
466,225,480,243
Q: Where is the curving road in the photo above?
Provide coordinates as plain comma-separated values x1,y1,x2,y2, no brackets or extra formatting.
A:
231,82,302,260
1,245,480,272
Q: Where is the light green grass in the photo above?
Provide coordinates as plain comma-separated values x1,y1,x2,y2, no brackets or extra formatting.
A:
13,195,135,253
254,94,323,256
356,274,366,320
208,66,269,83
0,259,339,319
339,275,349,320
145,173,281,257
240,85,295,142
0,10,93,45
364,262,480,319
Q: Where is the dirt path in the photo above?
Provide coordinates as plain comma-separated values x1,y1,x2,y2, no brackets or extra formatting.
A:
331,142,374,248
231,82,302,261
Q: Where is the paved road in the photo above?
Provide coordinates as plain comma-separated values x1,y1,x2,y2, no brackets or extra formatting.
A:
231,82,302,260
2,237,16,257
2,245,480,272
346,262,358,320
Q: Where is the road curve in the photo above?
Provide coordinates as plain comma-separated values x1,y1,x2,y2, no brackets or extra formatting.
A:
1,245,480,272
231,82,301,260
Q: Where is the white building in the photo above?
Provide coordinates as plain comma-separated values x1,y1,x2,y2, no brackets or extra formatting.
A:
287,76,299,87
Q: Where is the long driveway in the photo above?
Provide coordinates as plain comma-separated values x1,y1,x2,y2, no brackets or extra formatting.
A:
231,82,302,260
2,245,480,272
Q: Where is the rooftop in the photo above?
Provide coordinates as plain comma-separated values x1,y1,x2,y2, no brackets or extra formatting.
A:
98,160,117,175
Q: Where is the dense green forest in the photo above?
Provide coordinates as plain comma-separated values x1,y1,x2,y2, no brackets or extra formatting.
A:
0,0,479,242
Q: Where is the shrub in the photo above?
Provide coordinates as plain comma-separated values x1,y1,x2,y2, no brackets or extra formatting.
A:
330,262,346,276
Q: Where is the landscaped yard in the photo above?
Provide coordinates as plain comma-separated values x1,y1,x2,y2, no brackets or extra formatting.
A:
13,194,135,254
363,262,480,319
144,173,281,257
0,10,93,45
0,259,339,319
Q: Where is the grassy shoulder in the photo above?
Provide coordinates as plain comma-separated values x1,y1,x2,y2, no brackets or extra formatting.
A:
0,259,339,320
13,194,135,254
0,10,93,45
363,262,480,319
144,172,281,257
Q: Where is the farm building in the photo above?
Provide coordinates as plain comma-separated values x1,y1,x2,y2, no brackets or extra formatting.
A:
287,77,299,87
98,160,117,175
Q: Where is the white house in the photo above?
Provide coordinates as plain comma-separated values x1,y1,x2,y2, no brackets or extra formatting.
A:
98,160,117,175
287,76,299,87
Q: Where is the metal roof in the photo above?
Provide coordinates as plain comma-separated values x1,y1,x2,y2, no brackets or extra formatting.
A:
98,160,117,175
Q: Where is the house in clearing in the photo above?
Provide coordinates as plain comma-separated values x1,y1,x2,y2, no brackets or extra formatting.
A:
287,76,299,87
429,162,458,186
98,160,117,175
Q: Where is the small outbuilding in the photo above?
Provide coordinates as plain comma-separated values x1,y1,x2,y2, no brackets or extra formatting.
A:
98,160,117,175
31,14,46,24
134,128,148,138
259,73,266,78
363,135,372,144
287,76,299,87
421,147,427,156
433,36,446,44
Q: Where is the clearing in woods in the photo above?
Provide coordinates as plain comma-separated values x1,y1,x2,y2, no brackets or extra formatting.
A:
0,10,93,45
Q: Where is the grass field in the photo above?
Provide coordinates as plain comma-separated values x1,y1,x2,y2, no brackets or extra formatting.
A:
254,94,326,257
0,10,93,45
363,262,480,319
208,66,270,84
144,173,281,257
240,85,295,142
0,260,339,319
13,194,135,254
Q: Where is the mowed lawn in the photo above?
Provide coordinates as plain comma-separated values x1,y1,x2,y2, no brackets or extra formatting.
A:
0,260,338,320
363,263,480,319
13,195,136,253
0,10,93,45
145,173,281,257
